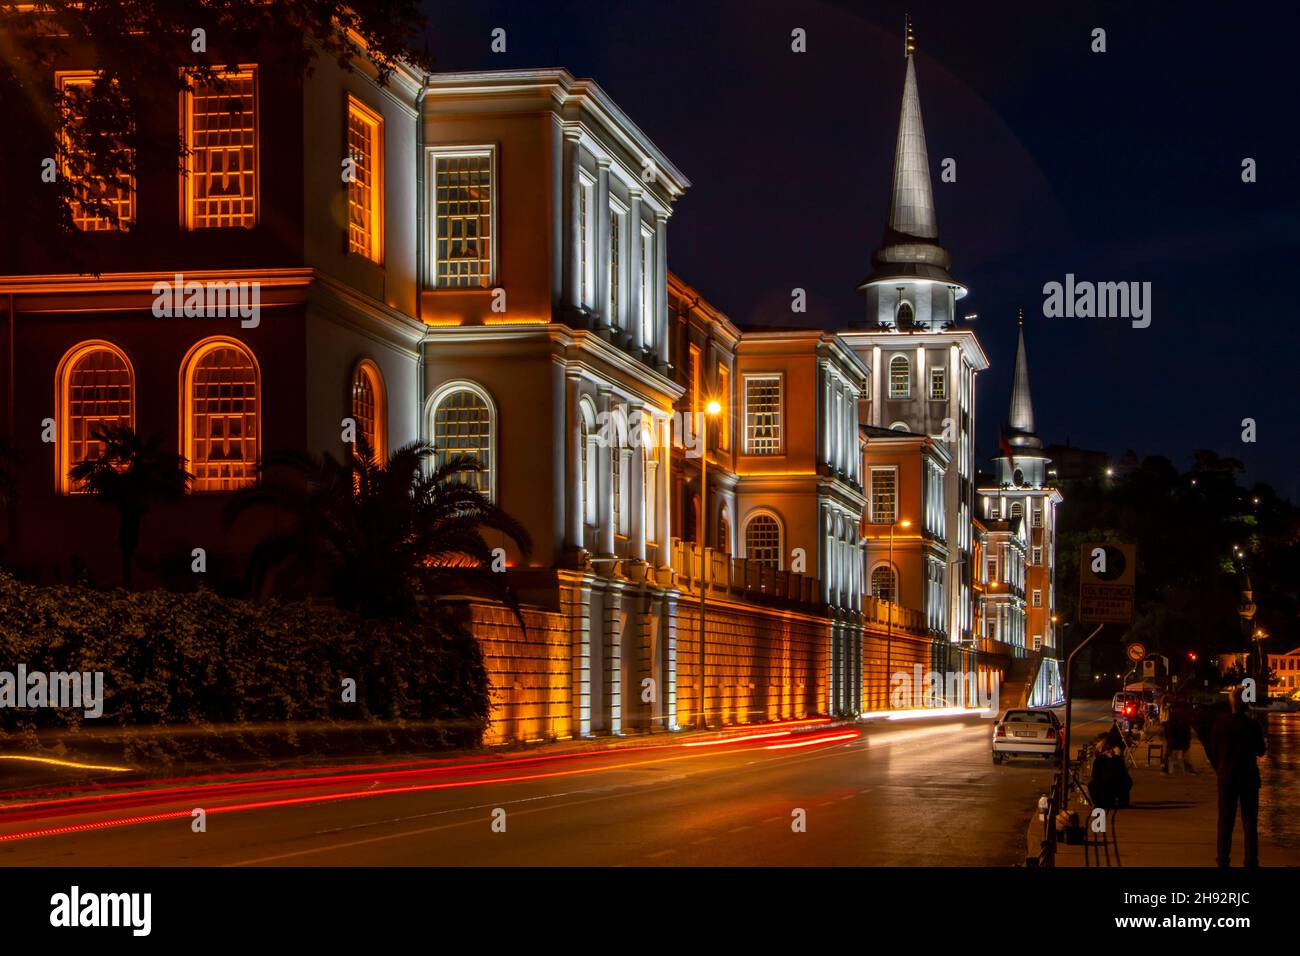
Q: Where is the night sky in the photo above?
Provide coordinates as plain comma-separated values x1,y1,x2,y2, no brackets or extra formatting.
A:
418,0,1300,496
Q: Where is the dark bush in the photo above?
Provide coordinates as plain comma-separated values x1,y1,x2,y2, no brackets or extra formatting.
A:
0,572,489,749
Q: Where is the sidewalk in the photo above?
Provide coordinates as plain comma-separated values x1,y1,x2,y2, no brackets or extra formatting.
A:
1035,737,1300,867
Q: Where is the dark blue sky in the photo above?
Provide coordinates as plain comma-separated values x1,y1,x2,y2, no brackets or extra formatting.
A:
419,0,1300,496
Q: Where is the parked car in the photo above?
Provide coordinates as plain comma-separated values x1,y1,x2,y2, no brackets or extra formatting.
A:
1111,692,1142,720
992,708,1062,763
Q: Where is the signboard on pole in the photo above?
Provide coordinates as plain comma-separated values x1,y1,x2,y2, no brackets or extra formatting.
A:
1126,642,1146,663
1079,542,1136,624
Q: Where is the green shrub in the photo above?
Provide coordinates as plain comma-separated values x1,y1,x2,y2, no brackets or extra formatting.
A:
0,572,489,747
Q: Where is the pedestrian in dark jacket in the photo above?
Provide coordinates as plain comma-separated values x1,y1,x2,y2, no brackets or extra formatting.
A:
1163,698,1195,773
1209,688,1267,867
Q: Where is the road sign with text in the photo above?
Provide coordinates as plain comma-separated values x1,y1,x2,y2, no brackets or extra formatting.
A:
1079,542,1136,624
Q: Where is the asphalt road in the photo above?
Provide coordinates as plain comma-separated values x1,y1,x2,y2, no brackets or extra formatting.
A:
0,712,1068,867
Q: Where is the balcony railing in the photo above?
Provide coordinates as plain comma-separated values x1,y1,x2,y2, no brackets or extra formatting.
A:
670,539,821,609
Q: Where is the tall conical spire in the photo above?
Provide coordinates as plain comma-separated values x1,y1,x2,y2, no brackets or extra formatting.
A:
861,16,957,288
1006,312,1042,450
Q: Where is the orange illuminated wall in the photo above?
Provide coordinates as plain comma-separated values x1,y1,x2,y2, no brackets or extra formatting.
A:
471,601,573,745
674,598,828,727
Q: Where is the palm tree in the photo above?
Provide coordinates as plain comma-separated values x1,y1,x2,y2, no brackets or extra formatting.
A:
68,424,194,587
224,440,532,622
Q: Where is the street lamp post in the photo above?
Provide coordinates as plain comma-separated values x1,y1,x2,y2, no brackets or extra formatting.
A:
884,517,912,708
696,399,721,729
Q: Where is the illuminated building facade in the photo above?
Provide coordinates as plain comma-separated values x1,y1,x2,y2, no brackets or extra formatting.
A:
1,27,1055,737
837,44,988,647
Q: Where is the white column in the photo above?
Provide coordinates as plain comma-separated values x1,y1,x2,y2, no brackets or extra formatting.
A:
655,212,669,366
567,373,584,551
595,159,612,328
598,388,615,556
656,416,672,561
629,405,646,562
565,128,583,311
628,190,644,351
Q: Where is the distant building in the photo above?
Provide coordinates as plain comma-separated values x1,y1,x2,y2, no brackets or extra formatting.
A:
977,320,1063,655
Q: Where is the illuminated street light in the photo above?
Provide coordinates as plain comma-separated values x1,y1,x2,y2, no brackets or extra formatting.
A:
696,398,723,728
884,518,912,708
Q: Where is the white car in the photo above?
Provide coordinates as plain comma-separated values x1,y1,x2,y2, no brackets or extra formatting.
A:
992,708,1062,764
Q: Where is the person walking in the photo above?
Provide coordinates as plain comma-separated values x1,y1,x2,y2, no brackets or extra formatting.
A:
1163,696,1195,774
1209,687,1267,867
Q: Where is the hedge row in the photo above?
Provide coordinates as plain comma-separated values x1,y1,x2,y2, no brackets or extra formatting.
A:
0,572,489,748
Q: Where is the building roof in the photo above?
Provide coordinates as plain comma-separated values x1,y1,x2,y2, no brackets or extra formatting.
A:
860,48,958,287
1006,320,1043,450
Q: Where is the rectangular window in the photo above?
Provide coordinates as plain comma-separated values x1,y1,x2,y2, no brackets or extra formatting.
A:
717,364,731,451
1032,589,1043,608
609,206,622,325
869,468,897,524
56,72,135,231
640,225,654,345
1032,546,1043,565
645,456,658,543
613,450,626,536
929,367,947,400
579,174,593,307
183,68,258,229
1032,634,1043,651
346,97,383,262
1032,508,1044,528
889,356,910,399
430,147,494,288
744,375,782,455
688,344,701,413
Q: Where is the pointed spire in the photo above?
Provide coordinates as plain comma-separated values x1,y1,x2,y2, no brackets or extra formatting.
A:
860,18,957,289
1006,316,1042,449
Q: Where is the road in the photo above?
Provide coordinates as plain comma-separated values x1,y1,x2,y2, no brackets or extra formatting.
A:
0,713,1063,867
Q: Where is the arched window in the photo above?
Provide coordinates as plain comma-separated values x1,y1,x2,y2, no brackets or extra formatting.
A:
1010,502,1024,519
182,338,260,492
579,402,598,528
896,301,914,327
350,359,386,465
744,513,781,569
430,382,495,500
871,565,897,603
888,355,910,399
718,508,731,554
56,341,134,493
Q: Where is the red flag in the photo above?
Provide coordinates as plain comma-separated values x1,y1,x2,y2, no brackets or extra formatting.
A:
998,427,1013,459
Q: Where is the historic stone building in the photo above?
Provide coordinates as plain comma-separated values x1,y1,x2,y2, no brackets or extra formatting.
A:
0,24,1060,741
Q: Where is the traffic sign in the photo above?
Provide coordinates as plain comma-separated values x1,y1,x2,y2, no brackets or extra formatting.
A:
1079,542,1136,624
1126,642,1146,662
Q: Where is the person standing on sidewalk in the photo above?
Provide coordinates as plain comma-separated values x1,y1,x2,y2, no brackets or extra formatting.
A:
1209,687,1267,867
1163,696,1195,774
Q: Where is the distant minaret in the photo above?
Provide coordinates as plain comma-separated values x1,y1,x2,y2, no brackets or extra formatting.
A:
857,15,967,329
997,311,1049,487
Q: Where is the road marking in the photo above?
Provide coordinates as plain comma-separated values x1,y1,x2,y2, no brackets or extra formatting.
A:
646,849,675,859
224,789,650,867
689,836,715,845
727,825,752,833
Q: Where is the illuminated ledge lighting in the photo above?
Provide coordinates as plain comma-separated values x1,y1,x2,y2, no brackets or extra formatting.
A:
0,754,132,773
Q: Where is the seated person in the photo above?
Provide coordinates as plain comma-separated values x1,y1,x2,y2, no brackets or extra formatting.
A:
1088,734,1133,809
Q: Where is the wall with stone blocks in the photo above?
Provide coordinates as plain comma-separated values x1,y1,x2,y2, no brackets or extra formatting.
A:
674,597,828,728
471,602,573,746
